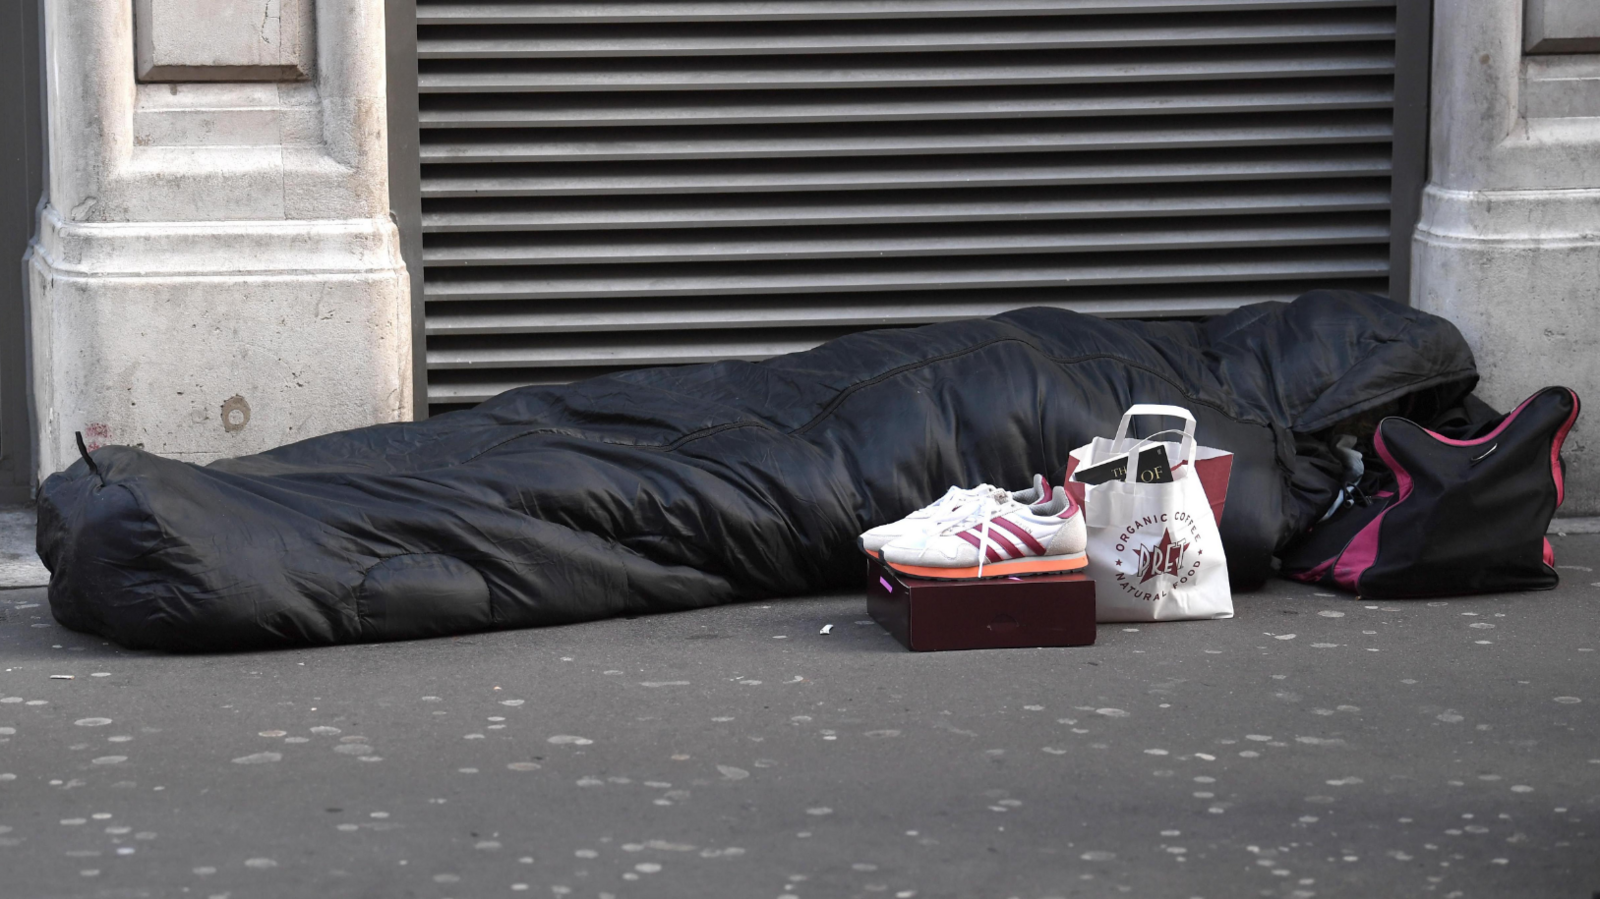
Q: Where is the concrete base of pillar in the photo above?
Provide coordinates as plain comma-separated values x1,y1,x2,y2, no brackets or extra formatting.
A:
28,206,412,479
1413,185,1600,515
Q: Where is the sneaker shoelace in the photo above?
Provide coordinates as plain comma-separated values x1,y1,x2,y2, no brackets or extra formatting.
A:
929,484,994,514
937,489,1016,578
910,484,998,529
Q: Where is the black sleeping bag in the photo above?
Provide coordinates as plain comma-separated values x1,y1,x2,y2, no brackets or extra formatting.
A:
37,290,1478,651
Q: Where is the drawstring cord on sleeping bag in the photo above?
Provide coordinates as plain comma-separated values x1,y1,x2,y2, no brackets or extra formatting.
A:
75,431,107,488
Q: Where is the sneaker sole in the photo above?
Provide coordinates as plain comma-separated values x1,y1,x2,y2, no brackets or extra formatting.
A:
884,552,1088,581
856,536,885,560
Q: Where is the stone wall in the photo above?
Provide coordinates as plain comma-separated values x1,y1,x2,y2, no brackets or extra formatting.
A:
29,0,410,478
1414,0,1600,515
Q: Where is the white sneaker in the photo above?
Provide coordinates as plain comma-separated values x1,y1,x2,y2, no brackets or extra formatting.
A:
858,475,1050,557
880,486,1087,580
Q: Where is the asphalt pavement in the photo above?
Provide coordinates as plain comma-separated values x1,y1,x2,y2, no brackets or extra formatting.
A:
2,533,1598,899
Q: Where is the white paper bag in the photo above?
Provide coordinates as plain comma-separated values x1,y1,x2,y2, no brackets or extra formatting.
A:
1067,405,1233,623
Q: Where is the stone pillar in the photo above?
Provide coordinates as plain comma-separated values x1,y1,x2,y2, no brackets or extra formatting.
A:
29,0,411,479
1413,0,1600,515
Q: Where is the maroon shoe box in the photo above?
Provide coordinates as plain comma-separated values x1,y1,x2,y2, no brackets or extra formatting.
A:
866,556,1096,652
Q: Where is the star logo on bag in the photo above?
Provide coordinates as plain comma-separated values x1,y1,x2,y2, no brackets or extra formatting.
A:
1136,528,1189,584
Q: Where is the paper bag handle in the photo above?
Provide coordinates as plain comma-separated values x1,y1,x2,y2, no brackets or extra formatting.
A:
1114,405,1197,466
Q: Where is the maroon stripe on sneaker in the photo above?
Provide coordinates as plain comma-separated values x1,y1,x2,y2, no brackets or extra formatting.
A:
993,517,1047,555
958,529,1006,562
985,529,1022,559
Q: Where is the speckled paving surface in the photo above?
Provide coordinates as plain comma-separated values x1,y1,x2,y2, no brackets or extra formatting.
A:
0,507,49,588
2,538,1598,899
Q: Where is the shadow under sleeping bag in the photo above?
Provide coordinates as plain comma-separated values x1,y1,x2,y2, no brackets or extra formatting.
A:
38,290,1478,651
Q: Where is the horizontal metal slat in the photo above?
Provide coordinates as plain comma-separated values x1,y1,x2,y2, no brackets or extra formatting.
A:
417,46,1394,92
420,112,1393,163
417,13,1394,60
423,283,1350,338
418,146,1393,197
422,277,1392,403
418,79,1392,129
425,283,1350,339
427,369,641,404
428,329,855,369
417,1,1394,26
421,180,1392,232
421,250,1391,301
422,215,1389,268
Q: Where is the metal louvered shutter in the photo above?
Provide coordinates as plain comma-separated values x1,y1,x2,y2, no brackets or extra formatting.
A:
413,0,1413,415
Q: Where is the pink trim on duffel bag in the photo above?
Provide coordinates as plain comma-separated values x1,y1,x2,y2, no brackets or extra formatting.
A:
1286,554,1338,584
1284,491,1393,585
1549,390,1580,506
1417,392,1538,448
1331,427,1414,592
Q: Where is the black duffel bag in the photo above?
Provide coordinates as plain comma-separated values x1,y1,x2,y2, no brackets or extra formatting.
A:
1280,386,1580,598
